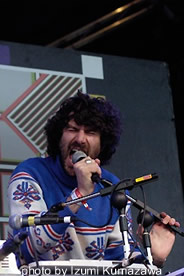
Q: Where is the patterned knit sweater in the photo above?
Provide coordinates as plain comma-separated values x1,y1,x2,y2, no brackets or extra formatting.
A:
8,155,138,267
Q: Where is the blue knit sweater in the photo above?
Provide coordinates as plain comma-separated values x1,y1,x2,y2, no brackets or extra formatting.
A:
8,155,137,267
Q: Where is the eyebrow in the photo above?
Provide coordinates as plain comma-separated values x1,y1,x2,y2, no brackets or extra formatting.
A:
66,123,99,133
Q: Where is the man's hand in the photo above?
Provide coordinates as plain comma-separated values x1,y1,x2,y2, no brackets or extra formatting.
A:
73,157,101,195
137,212,180,267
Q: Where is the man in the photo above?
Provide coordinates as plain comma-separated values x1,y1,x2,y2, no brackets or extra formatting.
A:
8,91,179,269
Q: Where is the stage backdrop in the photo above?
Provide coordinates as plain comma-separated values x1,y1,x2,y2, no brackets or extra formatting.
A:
0,41,184,273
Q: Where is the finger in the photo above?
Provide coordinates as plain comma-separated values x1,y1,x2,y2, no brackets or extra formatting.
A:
162,215,171,225
85,158,93,164
94,158,101,166
84,157,101,178
160,211,167,218
168,218,176,225
175,221,180,227
160,212,180,227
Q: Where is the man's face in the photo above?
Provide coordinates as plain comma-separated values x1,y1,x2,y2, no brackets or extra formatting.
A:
59,119,101,176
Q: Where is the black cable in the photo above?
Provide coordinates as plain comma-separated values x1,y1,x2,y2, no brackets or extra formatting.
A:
127,229,150,269
73,195,115,228
139,185,147,229
71,178,130,228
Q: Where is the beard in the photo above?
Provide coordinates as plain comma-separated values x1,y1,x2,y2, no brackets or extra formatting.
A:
59,141,89,176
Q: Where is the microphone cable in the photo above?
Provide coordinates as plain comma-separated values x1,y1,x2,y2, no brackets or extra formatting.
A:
127,229,151,269
134,184,155,268
68,178,131,228
139,185,147,232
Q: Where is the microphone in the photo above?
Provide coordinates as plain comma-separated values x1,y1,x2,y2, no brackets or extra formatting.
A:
0,231,28,261
9,214,76,230
72,150,101,183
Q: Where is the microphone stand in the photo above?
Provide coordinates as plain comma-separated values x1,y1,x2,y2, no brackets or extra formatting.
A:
111,191,131,265
0,232,28,261
47,175,184,238
137,210,155,266
49,174,158,213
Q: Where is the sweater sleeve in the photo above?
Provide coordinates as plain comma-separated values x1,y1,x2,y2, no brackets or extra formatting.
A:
8,171,75,265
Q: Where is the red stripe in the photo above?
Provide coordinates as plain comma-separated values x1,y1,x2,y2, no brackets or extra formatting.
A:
26,236,34,257
9,172,36,184
107,244,118,248
27,210,40,214
107,242,123,248
75,226,114,232
11,172,30,179
45,224,62,239
1,74,48,118
3,117,39,154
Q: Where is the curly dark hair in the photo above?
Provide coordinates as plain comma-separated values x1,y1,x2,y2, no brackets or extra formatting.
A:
44,91,122,165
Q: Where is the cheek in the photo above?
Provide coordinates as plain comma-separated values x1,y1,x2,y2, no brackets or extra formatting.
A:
90,137,101,155
59,133,74,159
60,133,69,148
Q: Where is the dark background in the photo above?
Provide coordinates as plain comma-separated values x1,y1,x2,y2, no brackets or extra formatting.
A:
1,0,184,188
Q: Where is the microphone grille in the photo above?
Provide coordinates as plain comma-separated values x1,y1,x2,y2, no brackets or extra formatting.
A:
72,151,87,164
9,214,22,230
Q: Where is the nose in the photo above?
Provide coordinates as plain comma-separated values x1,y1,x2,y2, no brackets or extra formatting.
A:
75,130,87,144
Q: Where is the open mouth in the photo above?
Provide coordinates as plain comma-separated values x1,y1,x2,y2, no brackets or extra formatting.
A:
69,148,87,156
68,149,88,165
70,149,78,155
